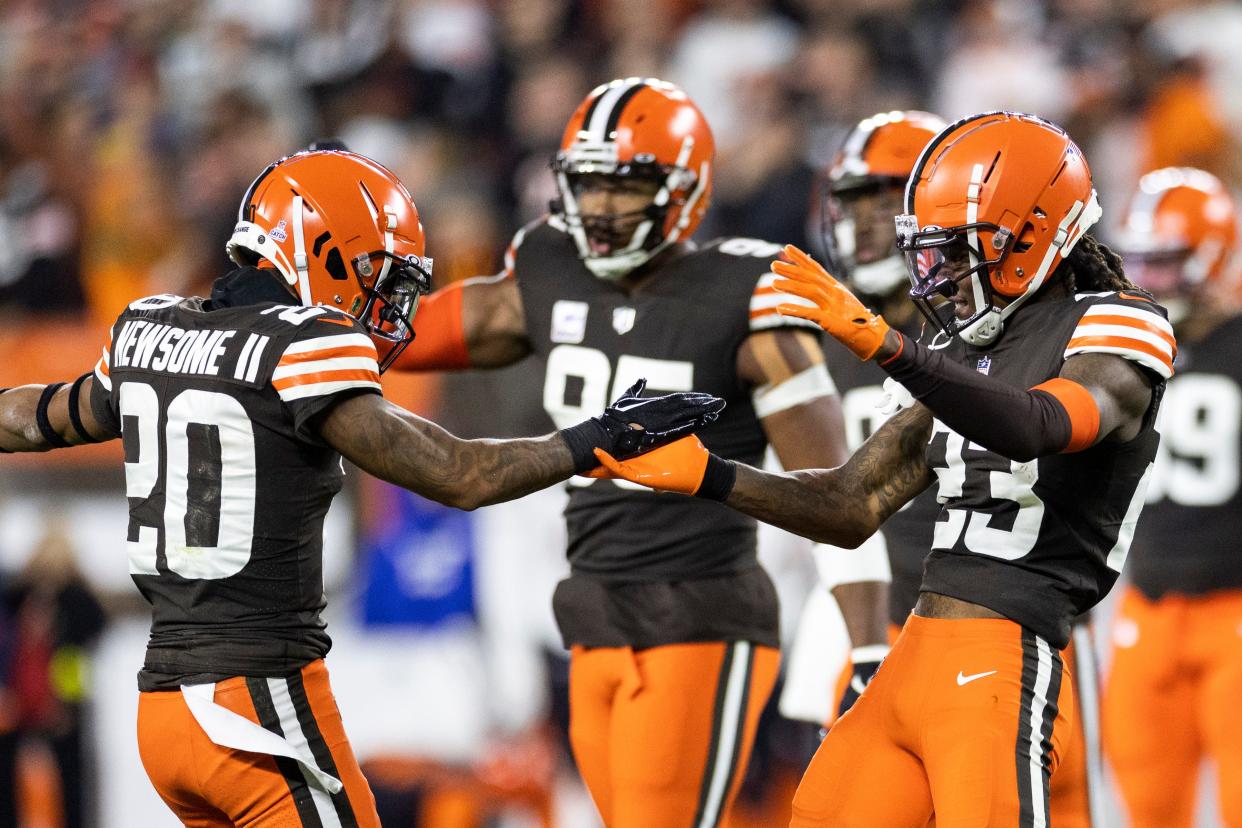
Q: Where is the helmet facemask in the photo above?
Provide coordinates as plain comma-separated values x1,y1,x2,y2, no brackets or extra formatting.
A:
823,179,910,299
896,214,1012,346
351,245,433,372
552,138,707,281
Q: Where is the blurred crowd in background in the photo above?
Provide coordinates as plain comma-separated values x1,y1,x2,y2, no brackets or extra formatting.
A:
0,0,1238,323
0,0,1240,825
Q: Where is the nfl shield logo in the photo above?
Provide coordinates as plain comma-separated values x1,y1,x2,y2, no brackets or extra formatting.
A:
976,355,992,375
612,307,637,335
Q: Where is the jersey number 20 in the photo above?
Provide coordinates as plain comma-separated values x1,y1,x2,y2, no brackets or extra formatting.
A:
121,381,256,579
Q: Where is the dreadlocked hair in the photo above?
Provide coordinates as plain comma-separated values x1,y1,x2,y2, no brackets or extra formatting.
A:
1054,233,1147,296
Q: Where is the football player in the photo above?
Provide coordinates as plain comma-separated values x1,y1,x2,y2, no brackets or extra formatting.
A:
0,150,723,827
813,110,1106,827
1105,167,1242,828
385,77,866,826
811,110,947,723
596,112,1173,825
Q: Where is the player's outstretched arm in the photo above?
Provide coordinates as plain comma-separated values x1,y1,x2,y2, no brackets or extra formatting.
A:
388,274,530,372
0,376,117,452
319,380,725,511
595,402,934,547
319,394,575,510
727,403,934,546
772,244,1161,459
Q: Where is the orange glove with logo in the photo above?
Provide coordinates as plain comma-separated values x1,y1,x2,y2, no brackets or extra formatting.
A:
772,244,891,361
585,436,736,501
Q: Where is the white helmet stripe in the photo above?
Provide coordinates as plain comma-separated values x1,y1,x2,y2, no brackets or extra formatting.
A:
375,205,397,290
586,79,643,142
291,195,313,306
966,163,988,316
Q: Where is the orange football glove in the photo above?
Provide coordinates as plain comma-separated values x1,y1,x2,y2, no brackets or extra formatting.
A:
772,244,891,361
586,436,712,495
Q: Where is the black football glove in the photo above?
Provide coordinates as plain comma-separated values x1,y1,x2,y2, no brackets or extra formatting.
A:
836,647,887,721
558,379,726,474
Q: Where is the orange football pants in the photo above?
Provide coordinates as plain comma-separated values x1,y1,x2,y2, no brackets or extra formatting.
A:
137,659,380,827
828,623,1102,827
794,614,1073,827
569,641,780,828
1104,586,1242,828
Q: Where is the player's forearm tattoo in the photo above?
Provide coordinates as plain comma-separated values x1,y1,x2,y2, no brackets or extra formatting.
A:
321,395,576,510
726,404,934,547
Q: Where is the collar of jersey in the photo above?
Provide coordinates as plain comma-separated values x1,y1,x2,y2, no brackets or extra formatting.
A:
209,267,300,310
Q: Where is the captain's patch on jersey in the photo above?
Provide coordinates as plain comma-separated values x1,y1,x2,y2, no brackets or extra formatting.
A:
552,300,589,343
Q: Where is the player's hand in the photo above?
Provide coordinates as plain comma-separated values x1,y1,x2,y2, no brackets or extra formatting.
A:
599,379,725,458
588,435,712,494
836,648,887,720
771,244,891,361
559,380,725,474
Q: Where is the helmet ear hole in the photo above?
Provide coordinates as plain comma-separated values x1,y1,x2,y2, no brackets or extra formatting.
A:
324,247,348,281
1015,222,1036,254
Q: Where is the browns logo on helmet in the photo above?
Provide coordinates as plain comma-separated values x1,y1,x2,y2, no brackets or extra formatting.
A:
1116,166,1240,320
895,111,1103,346
821,110,946,298
226,150,433,370
551,77,714,280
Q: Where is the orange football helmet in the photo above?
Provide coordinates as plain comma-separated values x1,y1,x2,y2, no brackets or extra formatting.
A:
226,150,433,370
1116,167,1239,317
552,77,714,280
896,112,1102,345
822,110,946,297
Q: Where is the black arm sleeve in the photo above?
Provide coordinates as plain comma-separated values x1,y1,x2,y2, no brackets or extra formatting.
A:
880,333,1071,462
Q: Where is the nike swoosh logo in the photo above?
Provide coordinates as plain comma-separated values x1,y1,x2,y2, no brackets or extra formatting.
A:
612,399,653,412
956,670,998,686
319,315,357,328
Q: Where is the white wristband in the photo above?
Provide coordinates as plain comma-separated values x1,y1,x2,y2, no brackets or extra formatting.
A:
812,531,892,590
850,644,890,664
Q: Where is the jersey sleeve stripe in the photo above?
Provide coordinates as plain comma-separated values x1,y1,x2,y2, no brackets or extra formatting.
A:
749,308,822,331
277,378,383,402
282,333,375,356
751,292,816,314
1068,324,1174,357
277,345,377,367
273,357,380,381
94,351,112,391
273,368,381,393
1064,337,1174,378
1077,313,1175,343
1082,304,1174,334
753,272,782,291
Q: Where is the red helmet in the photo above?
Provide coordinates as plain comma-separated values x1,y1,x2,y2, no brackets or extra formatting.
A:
896,112,1102,345
1117,167,1239,314
822,110,946,297
226,150,433,370
552,77,714,280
